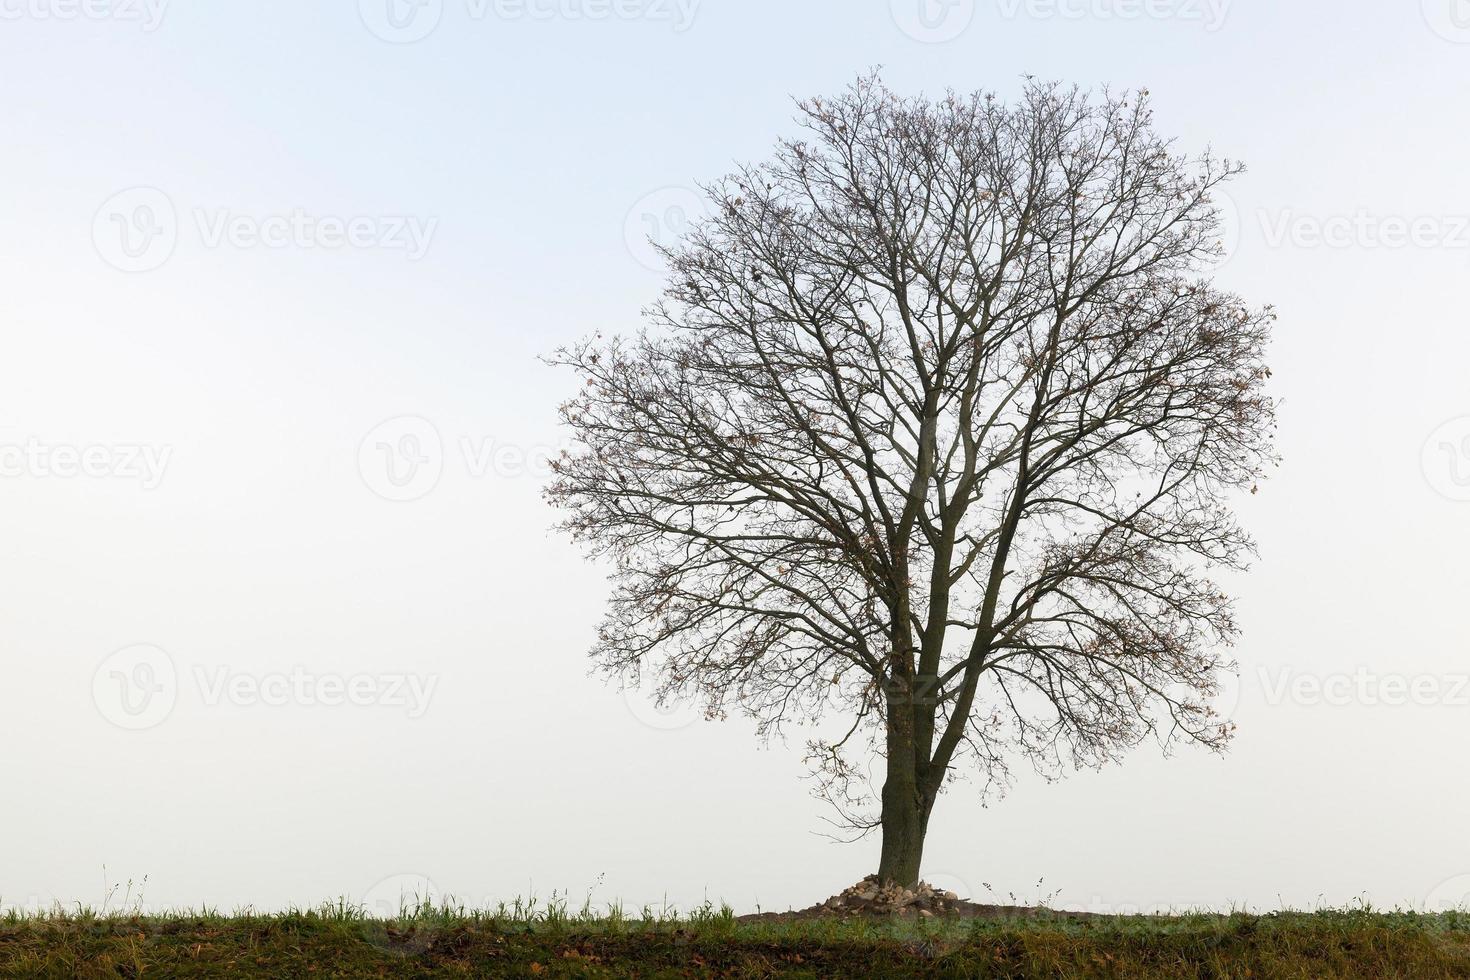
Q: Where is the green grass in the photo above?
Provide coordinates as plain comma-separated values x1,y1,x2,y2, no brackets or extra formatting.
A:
4,898,1470,977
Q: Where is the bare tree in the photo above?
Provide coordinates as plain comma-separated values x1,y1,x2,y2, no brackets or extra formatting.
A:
547,74,1276,888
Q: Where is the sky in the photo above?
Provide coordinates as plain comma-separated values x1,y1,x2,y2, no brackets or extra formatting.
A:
2,0,1470,918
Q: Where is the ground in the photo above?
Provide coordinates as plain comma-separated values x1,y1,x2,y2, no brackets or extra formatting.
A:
3,898,1470,977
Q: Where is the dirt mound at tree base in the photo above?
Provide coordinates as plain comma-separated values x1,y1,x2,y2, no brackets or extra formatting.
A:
738,876,1109,923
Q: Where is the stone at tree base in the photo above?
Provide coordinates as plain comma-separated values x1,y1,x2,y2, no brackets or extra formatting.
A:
814,876,973,918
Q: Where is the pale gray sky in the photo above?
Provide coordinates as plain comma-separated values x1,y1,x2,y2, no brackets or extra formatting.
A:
3,0,1470,917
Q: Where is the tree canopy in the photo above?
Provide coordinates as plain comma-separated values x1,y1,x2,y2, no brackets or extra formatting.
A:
549,74,1276,885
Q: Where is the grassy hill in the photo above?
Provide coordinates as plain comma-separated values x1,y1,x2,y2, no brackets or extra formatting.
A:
4,901,1469,977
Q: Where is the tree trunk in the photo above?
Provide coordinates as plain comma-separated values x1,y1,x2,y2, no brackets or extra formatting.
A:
876,697,928,887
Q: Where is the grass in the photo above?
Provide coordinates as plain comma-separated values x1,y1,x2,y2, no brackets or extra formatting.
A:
4,895,1470,977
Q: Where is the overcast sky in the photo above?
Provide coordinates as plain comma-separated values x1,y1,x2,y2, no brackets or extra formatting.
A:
3,0,1469,918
